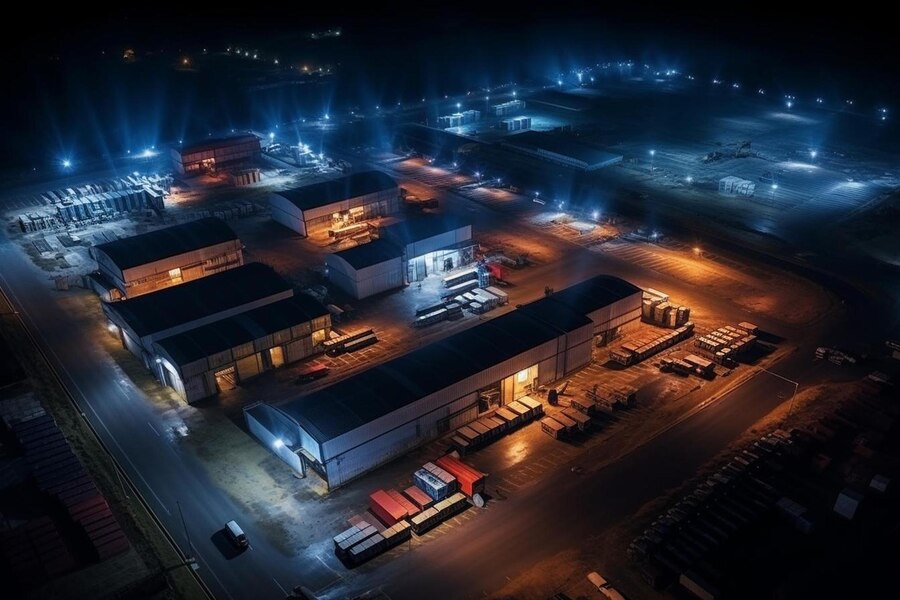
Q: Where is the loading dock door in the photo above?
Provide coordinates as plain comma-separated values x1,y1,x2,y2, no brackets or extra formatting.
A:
269,346,285,368
215,366,237,391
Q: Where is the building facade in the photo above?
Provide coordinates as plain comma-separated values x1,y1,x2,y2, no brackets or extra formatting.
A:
171,134,261,175
245,275,640,489
90,218,243,300
152,295,330,403
269,171,399,237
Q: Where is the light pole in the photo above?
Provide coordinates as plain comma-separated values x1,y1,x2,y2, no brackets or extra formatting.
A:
771,183,778,204
759,368,800,423
649,149,655,173
809,149,817,162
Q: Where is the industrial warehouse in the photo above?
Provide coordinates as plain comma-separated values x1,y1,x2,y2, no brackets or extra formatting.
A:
152,295,331,402
170,134,261,175
326,215,474,299
268,170,399,237
245,274,641,488
103,263,293,369
88,217,243,300
500,131,622,171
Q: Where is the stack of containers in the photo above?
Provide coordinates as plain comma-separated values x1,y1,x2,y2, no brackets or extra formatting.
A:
422,462,458,494
334,522,378,559
369,490,408,526
403,486,434,511
414,468,449,502
435,455,487,498
387,489,420,518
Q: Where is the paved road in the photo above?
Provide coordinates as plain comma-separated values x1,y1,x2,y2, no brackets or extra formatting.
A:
0,235,302,600
330,351,836,600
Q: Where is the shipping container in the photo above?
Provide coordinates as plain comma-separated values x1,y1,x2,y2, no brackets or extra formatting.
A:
388,489,420,518
335,524,378,558
422,462,459,493
403,486,434,510
369,489,408,526
435,455,486,497
562,407,591,431
541,416,566,439
414,469,448,502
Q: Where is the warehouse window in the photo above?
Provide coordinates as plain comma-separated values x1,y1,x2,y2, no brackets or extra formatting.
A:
168,268,182,281
312,329,326,346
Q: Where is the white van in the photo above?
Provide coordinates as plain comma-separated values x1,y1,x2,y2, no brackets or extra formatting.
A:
225,520,249,549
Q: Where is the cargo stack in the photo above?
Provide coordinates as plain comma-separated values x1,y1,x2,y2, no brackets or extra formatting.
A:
369,489,409,526
403,486,434,511
641,290,690,328
610,322,694,365
387,489,420,518
434,455,487,498
334,521,378,560
422,462,458,494
414,468,450,502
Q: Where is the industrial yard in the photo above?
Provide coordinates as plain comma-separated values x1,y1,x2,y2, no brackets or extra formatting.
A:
2,13,898,600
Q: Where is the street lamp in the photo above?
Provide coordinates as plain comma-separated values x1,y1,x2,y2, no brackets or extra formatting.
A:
649,149,656,172
771,183,778,203
810,149,817,161
685,175,693,184
693,246,701,258
759,368,800,423
62,159,71,169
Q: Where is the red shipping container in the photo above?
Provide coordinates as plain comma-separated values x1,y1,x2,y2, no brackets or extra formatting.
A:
403,486,434,510
369,489,408,526
435,455,486,497
387,489,420,517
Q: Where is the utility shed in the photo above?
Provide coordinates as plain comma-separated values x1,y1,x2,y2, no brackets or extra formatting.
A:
152,295,331,403
535,275,642,344
381,215,474,283
247,302,593,488
171,134,261,175
103,263,293,364
90,218,243,299
325,239,404,300
269,171,399,237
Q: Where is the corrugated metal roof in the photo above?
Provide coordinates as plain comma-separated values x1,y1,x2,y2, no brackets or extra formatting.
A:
94,218,238,270
535,275,641,316
177,134,260,157
154,294,329,366
276,305,591,444
381,215,471,246
331,239,402,270
104,263,291,337
503,131,621,168
275,171,397,211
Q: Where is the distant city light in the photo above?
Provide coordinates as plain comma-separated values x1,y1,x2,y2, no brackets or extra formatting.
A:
649,149,656,156
816,97,824,104
786,100,793,109
772,183,779,190
62,159,71,168
557,79,563,86
592,210,599,220
324,114,330,120
686,175,694,183
269,132,275,139
810,150,817,160
758,88,765,95
142,148,155,158
693,246,701,255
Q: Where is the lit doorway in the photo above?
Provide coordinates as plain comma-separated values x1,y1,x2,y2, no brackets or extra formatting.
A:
214,366,237,391
269,346,285,368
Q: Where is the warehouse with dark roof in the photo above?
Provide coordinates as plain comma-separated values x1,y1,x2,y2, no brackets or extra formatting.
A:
244,274,639,488
103,263,294,365
171,134,261,175
90,218,243,300
152,295,331,402
269,171,399,237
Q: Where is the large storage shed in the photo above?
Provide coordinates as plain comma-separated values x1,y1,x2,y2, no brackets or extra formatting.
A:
269,171,399,237
171,134,261,175
90,218,243,300
535,275,642,344
103,263,293,365
325,239,404,300
381,215,474,283
152,295,331,403
246,300,593,488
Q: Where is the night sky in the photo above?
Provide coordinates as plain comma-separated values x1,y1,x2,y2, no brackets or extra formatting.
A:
2,5,896,169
